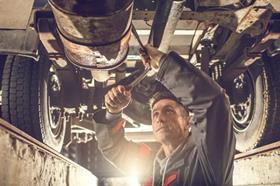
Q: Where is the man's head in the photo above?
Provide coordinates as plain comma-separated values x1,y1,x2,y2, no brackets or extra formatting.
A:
150,91,191,146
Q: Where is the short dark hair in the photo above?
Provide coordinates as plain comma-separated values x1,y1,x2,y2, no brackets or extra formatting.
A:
149,83,189,113
150,90,180,108
149,90,190,119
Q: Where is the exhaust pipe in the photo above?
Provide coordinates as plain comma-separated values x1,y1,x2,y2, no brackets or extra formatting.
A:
49,0,133,70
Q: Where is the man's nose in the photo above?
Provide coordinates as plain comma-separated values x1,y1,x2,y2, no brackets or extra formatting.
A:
157,112,167,123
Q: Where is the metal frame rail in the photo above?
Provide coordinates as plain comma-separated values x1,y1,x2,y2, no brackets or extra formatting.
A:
1,116,279,186
233,141,280,185
0,118,98,186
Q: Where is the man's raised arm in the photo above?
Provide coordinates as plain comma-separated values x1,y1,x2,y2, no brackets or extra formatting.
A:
153,49,236,185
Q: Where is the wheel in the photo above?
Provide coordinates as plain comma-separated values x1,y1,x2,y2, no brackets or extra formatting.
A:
1,55,66,152
226,55,280,152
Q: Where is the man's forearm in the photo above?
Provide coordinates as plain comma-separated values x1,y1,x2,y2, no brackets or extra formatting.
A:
157,51,223,110
94,110,154,175
94,111,124,151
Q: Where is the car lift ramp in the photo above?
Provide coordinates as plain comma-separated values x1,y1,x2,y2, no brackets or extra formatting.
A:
0,118,98,186
233,141,280,186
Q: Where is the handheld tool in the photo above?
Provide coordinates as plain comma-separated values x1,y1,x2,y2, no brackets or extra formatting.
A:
125,66,151,90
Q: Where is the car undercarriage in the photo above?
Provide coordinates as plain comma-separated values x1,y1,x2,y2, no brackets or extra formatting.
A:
0,0,279,170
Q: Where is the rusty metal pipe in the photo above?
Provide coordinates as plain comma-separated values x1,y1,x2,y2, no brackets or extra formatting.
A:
49,0,133,70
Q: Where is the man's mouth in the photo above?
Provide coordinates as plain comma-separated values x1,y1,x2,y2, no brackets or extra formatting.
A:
156,127,169,132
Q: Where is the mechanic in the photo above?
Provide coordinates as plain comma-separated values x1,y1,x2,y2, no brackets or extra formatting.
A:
94,44,236,186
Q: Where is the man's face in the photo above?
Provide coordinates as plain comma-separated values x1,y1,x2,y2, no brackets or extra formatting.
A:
151,99,190,145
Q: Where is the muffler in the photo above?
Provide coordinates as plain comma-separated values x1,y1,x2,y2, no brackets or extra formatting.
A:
49,0,133,70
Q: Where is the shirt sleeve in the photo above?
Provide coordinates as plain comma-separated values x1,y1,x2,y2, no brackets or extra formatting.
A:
93,109,154,177
157,51,236,185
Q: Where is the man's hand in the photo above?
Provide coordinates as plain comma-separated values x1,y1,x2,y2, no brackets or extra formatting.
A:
139,44,166,72
105,85,131,114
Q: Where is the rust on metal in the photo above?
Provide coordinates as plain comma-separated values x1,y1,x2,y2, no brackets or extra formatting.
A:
197,0,240,7
60,28,131,70
49,1,133,45
0,118,98,186
235,141,280,160
38,18,68,68
49,0,133,70
181,11,238,31
233,142,280,185
236,6,272,36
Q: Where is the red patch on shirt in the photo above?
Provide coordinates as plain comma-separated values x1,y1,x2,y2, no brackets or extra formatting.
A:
164,171,177,186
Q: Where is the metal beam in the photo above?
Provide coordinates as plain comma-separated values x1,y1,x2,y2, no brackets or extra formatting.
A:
233,141,280,186
0,29,39,60
0,119,98,186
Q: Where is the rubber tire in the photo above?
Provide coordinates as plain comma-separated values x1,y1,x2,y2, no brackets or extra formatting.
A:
1,55,66,152
233,55,280,152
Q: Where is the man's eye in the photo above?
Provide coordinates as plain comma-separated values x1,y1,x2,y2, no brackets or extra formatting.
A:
166,109,174,114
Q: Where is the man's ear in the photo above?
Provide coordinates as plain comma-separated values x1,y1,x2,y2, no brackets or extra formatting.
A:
184,123,191,130
188,126,192,133
185,113,194,133
188,112,194,125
